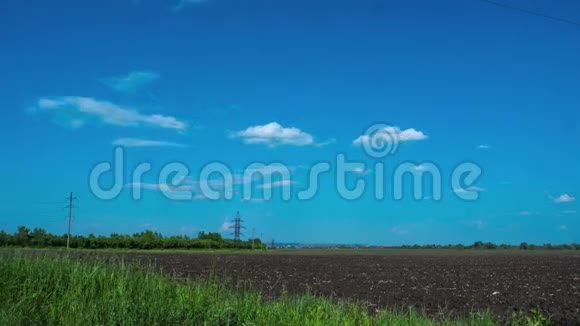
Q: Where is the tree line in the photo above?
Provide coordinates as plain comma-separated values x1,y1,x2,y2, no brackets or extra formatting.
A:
1,226,578,251
398,241,580,250
0,226,267,250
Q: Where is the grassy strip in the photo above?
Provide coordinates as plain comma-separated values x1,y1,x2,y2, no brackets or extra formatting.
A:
10,246,580,257
0,252,548,325
9,246,263,254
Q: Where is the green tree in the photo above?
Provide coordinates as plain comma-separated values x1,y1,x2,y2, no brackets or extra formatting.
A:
198,232,223,242
0,230,10,246
14,226,31,246
30,228,48,247
519,242,529,250
472,241,484,249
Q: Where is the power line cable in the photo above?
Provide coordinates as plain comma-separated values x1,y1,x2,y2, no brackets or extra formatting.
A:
478,0,580,27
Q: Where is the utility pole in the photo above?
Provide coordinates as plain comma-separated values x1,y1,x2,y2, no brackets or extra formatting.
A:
271,238,275,250
65,192,77,249
229,211,245,242
251,228,256,249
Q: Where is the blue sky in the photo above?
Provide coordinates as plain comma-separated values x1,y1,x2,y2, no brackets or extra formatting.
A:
0,0,579,245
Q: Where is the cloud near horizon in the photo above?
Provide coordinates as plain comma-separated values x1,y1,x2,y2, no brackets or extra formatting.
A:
34,96,187,131
220,219,233,232
391,226,409,235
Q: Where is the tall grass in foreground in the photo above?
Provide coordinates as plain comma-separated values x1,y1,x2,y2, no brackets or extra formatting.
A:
0,252,547,326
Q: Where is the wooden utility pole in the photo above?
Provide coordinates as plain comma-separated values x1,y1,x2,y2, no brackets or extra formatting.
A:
67,192,73,249
251,228,256,250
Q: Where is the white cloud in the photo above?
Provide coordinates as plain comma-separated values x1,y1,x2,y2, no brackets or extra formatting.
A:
314,138,336,147
353,126,427,147
230,122,315,147
172,0,208,11
191,193,224,201
244,164,293,176
176,174,249,194
257,180,294,189
352,167,371,174
477,144,491,150
454,186,484,193
126,183,193,193
518,211,542,216
391,226,409,235
414,165,426,171
35,97,187,131
220,219,233,232
554,194,576,204
395,128,427,141
461,219,487,229
101,70,159,93
562,210,577,214
241,198,268,203
175,167,301,195
559,225,568,231
113,138,187,148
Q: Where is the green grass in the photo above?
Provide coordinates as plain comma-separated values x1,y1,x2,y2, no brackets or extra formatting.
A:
11,246,263,254
9,246,580,257
0,252,549,326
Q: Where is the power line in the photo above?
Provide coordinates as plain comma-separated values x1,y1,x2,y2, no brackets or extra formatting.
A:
0,201,68,206
478,0,580,27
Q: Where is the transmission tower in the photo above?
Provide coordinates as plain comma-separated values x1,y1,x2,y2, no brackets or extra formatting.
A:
65,192,78,249
229,211,245,242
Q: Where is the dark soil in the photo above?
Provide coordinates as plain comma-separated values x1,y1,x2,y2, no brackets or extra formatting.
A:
37,250,580,324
